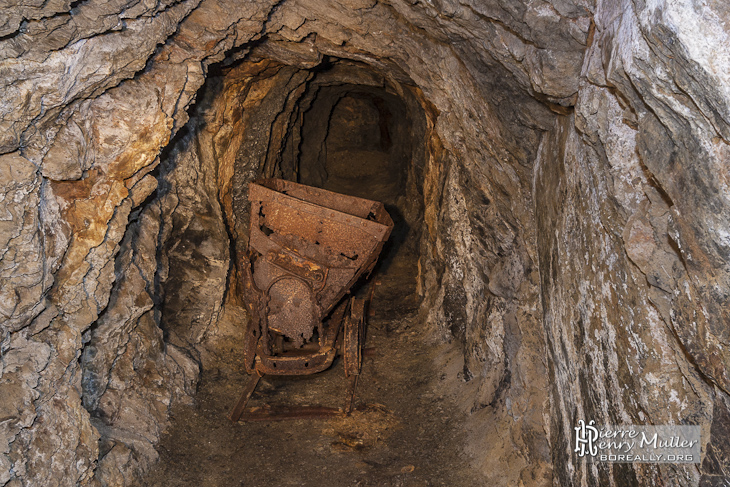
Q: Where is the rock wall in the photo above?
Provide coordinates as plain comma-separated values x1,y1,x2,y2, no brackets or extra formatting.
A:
534,1,730,484
0,0,728,486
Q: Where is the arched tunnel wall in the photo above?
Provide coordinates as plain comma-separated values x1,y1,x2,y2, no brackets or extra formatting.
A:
152,57,429,365
1,1,730,486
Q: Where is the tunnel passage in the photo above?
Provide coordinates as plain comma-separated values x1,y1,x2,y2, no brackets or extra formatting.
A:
295,86,409,194
149,58,429,366
140,55,474,485
8,1,726,486
288,77,422,299
211,57,429,338
141,54,430,380
76,35,552,485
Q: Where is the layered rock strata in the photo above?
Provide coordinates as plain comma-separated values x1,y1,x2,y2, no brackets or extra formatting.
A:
0,0,728,486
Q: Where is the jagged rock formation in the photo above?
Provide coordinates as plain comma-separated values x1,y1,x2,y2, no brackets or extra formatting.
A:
0,0,729,486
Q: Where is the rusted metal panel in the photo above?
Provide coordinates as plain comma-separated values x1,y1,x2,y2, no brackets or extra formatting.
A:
249,179,389,234
266,251,326,284
343,297,364,378
229,178,393,422
245,178,391,353
229,374,261,422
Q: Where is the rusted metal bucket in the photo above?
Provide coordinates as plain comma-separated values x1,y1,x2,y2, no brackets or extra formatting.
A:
229,178,393,421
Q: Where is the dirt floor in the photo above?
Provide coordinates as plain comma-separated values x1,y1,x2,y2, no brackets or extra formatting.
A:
143,137,487,486
143,245,486,486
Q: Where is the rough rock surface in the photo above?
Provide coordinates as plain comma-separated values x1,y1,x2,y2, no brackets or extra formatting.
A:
0,0,729,486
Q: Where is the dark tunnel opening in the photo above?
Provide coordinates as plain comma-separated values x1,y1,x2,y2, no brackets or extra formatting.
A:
291,78,424,314
130,53,486,486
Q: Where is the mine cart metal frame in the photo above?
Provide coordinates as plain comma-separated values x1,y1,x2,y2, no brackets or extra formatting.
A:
229,178,393,422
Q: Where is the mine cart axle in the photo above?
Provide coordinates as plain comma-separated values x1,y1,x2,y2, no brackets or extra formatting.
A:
229,296,367,422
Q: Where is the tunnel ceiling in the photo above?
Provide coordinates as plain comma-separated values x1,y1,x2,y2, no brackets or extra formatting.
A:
2,0,730,486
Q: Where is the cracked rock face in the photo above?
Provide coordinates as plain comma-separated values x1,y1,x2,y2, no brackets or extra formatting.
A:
1,0,729,486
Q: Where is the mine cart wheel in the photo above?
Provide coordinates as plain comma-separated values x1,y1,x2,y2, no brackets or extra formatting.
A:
343,297,365,378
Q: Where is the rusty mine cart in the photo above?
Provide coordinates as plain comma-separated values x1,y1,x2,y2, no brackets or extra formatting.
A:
229,178,393,422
